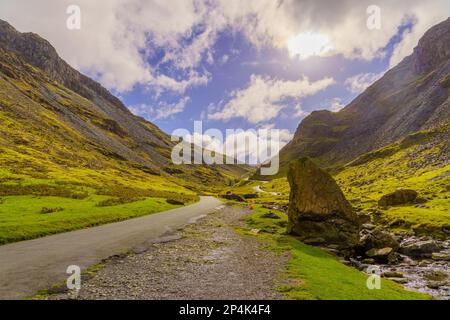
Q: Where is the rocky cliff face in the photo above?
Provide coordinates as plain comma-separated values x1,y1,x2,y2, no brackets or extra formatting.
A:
274,17,450,176
287,158,360,249
0,20,128,114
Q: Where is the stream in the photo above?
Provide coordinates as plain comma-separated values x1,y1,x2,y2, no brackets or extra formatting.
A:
357,238,450,299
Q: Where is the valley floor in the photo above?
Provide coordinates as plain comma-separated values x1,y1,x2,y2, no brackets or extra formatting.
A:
50,205,286,300
0,197,221,299
47,203,428,300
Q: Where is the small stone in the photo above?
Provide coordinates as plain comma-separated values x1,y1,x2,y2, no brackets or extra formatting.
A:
387,277,408,284
419,260,431,266
431,252,450,261
361,223,376,230
361,258,375,264
424,270,448,281
356,263,369,271
261,212,280,219
383,271,404,278
359,228,400,252
427,280,447,289
407,260,419,266
366,247,393,257
387,252,400,265
220,192,245,202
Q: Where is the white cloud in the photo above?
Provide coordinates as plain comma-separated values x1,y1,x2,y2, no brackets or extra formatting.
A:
220,54,229,65
0,0,211,93
329,98,346,112
152,71,210,95
293,104,309,118
130,97,190,120
183,127,293,163
215,0,450,63
208,75,334,124
345,72,385,94
1,0,449,94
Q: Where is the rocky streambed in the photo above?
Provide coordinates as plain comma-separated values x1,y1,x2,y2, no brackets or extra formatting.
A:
350,236,450,299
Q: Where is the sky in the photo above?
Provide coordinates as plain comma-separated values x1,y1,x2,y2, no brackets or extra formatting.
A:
1,0,449,161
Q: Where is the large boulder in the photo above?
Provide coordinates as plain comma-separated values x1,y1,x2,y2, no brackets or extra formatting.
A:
287,158,360,249
378,189,418,207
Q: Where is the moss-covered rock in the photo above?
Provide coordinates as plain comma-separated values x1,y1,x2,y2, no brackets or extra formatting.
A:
287,157,360,249
359,228,400,252
378,189,418,207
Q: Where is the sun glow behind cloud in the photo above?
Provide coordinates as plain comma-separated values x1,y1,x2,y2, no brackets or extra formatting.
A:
287,32,333,59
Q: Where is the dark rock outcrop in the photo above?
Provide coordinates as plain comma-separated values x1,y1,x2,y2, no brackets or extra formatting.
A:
378,189,418,207
166,199,184,205
358,227,400,263
262,212,280,219
359,228,400,251
400,239,441,258
287,158,360,249
220,192,245,202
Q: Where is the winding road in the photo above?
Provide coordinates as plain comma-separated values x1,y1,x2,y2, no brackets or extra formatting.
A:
253,181,280,196
0,196,222,299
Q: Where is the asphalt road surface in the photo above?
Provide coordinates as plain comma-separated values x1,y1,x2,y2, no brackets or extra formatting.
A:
0,196,222,299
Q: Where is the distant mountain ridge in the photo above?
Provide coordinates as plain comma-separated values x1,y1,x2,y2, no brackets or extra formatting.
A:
0,20,124,109
270,17,450,177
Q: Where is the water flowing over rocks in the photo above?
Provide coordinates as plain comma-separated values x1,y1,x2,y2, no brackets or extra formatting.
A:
357,237,450,299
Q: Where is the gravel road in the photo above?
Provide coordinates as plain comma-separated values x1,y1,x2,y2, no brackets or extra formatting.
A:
52,205,288,300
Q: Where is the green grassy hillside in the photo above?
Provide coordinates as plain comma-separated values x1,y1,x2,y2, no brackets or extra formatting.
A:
0,24,251,244
235,125,450,237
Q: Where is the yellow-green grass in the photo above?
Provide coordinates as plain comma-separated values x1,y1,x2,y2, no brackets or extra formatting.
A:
0,159,201,244
335,155,450,236
243,206,429,300
223,179,289,205
0,194,184,244
253,142,450,236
